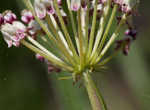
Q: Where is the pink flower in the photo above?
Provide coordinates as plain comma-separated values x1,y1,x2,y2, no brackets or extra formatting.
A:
21,10,34,24
34,0,47,19
3,11,17,24
71,0,81,11
36,54,45,62
34,0,56,19
1,21,26,47
46,5,55,15
125,29,137,40
57,0,62,5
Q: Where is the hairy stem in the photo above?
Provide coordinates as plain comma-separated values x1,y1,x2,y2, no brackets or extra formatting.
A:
83,71,107,110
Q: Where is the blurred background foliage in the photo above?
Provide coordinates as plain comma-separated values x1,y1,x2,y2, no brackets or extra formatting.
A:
0,0,150,110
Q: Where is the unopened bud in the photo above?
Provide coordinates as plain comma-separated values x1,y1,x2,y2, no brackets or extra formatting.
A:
1,21,26,47
21,10,34,24
3,11,17,24
71,0,81,11
34,0,47,19
125,29,137,40
36,54,45,62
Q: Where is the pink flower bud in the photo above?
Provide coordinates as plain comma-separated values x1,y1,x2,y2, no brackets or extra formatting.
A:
125,29,137,40
57,0,62,5
3,11,17,24
1,21,26,47
47,5,55,15
81,1,87,9
21,10,34,24
71,0,81,11
34,0,47,19
45,61,61,73
48,66,55,72
42,0,55,15
36,54,45,62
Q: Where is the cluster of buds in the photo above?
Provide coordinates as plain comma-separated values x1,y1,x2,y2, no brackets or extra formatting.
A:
0,11,26,47
21,9,44,37
34,0,62,19
0,0,139,78
115,20,137,55
0,10,45,47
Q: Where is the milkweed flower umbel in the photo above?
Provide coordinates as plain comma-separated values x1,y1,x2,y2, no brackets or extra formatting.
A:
0,0,140,110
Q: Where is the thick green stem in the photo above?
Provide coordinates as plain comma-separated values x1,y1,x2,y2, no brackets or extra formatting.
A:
83,71,107,110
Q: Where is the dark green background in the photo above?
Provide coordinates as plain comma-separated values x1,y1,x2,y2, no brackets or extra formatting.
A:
0,0,150,110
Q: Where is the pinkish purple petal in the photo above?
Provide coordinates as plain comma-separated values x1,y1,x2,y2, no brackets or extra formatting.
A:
71,0,81,11
3,11,17,24
21,10,34,24
34,0,46,19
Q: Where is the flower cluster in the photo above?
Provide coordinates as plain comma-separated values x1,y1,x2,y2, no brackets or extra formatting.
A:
21,9,44,37
0,10,44,47
0,11,26,47
34,0,62,19
0,0,139,78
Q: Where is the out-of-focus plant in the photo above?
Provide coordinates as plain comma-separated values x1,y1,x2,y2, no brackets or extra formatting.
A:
0,0,140,110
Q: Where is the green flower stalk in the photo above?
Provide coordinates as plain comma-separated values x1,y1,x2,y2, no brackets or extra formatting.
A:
0,0,140,110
